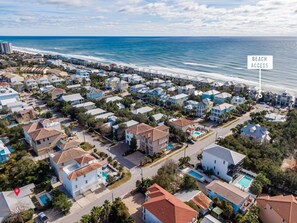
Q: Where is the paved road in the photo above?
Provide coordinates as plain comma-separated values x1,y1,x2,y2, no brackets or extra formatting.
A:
55,105,266,223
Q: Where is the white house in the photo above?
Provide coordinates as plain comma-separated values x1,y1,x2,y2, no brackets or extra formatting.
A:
61,93,84,105
0,87,19,101
168,93,188,106
105,96,123,103
131,106,153,115
73,102,96,110
130,84,146,93
231,96,245,105
196,98,213,117
201,144,246,182
178,84,196,95
210,103,235,122
276,90,295,107
61,154,107,198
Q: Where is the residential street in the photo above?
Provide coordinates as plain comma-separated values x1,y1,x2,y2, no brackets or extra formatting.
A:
55,105,265,223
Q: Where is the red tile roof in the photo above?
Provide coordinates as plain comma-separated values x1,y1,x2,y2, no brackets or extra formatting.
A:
126,123,153,135
29,128,62,141
74,154,95,165
190,191,213,211
257,195,297,223
22,121,43,133
143,184,197,223
52,147,87,164
67,161,104,180
140,128,169,141
170,117,195,127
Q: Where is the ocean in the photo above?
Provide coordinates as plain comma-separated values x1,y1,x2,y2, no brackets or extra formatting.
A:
1,36,297,94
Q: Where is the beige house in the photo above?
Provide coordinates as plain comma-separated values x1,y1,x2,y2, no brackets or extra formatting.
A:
49,147,87,181
125,123,170,156
256,195,297,223
16,108,37,123
170,117,195,132
49,88,66,99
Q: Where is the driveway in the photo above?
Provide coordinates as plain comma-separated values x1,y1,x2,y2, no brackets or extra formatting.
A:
122,192,145,223
125,151,145,166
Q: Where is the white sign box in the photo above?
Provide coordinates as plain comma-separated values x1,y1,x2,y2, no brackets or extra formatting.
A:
247,55,273,70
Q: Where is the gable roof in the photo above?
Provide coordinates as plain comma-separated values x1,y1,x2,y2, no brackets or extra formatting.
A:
203,144,245,165
190,191,213,211
206,180,249,206
170,117,195,127
143,184,197,223
140,128,169,142
22,121,43,133
257,195,297,223
52,147,87,164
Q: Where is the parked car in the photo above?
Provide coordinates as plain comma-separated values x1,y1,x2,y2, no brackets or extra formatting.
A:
37,212,49,223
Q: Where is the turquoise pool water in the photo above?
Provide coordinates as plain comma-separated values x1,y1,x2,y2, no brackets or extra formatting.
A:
188,170,203,180
39,194,51,205
101,172,108,180
192,131,201,138
236,176,253,188
167,144,173,150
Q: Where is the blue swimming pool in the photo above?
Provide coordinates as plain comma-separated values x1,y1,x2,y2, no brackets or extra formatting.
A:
39,194,51,206
188,170,203,180
167,144,173,150
236,176,253,188
101,172,108,180
192,131,201,138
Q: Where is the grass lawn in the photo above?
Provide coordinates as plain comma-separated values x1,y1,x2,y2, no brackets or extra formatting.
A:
108,170,131,190
80,142,93,151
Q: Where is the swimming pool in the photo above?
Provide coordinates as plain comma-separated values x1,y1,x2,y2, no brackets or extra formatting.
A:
236,176,253,189
188,170,204,180
39,194,51,206
192,131,201,138
167,144,173,150
101,172,109,180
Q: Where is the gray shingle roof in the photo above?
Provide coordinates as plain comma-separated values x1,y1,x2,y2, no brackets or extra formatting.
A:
203,144,245,165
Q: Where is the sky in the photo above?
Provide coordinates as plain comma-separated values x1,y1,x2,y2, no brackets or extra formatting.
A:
0,0,297,36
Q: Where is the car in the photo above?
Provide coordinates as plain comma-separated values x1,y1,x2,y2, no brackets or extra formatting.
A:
37,212,49,223
187,139,195,144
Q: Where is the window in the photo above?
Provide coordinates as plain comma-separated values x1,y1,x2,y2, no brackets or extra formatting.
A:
217,171,219,175
37,140,41,145
223,161,225,164
43,139,45,142
85,180,88,184
47,138,50,141
214,166,216,170
75,185,78,189
76,178,78,181
214,160,216,164
84,174,86,178
62,163,64,166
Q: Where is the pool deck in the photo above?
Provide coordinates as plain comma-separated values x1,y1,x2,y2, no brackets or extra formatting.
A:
181,167,212,183
232,174,253,192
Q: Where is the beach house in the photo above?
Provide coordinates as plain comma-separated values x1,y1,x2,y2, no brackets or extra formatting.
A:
0,140,12,163
210,103,235,122
168,93,188,106
24,78,38,91
256,195,297,223
213,92,232,104
105,77,120,90
131,106,153,115
178,84,196,95
0,184,35,222
0,86,19,101
241,123,271,143
170,117,195,132
234,83,247,94
49,147,87,181
61,93,84,105
143,184,198,223
73,101,96,111
276,90,295,107
223,81,235,91
37,77,51,87
202,90,220,100
61,155,107,198
48,75,64,86
116,80,129,92
206,180,254,214
146,87,164,98
105,96,122,103
86,87,104,100
196,98,213,117
175,190,213,215
16,108,37,123
130,84,146,93
49,88,65,100
231,96,245,106
201,144,246,182
125,123,169,156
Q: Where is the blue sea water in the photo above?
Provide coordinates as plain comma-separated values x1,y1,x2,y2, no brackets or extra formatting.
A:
1,36,297,94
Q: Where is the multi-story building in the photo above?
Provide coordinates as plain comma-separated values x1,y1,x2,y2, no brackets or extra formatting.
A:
196,98,213,117
241,123,271,143
125,123,169,156
201,90,220,100
24,79,38,91
210,103,235,122
213,92,232,104
48,75,64,86
50,147,87,181
276,90,295,107
143,184,197,223
23,119,65,156
0,140,12,163
170,117,195,132
168,93,188,106
86,87,104,100
178,84,196,95
231,96,245,106
0,87,19,101
201,144,246,182
206,180,254,214
105,77,120,90
0,42,13,54
61,154,107,198
37,77,51,87
256,195,297,223
61,93,84,105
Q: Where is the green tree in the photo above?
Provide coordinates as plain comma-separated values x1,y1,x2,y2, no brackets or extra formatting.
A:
250,181,262,196
51,189,72,215
130,135,137,152
178,156,191,166
181,175,199,190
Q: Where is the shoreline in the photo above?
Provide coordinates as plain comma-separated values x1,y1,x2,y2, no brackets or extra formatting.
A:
13,46,297,95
